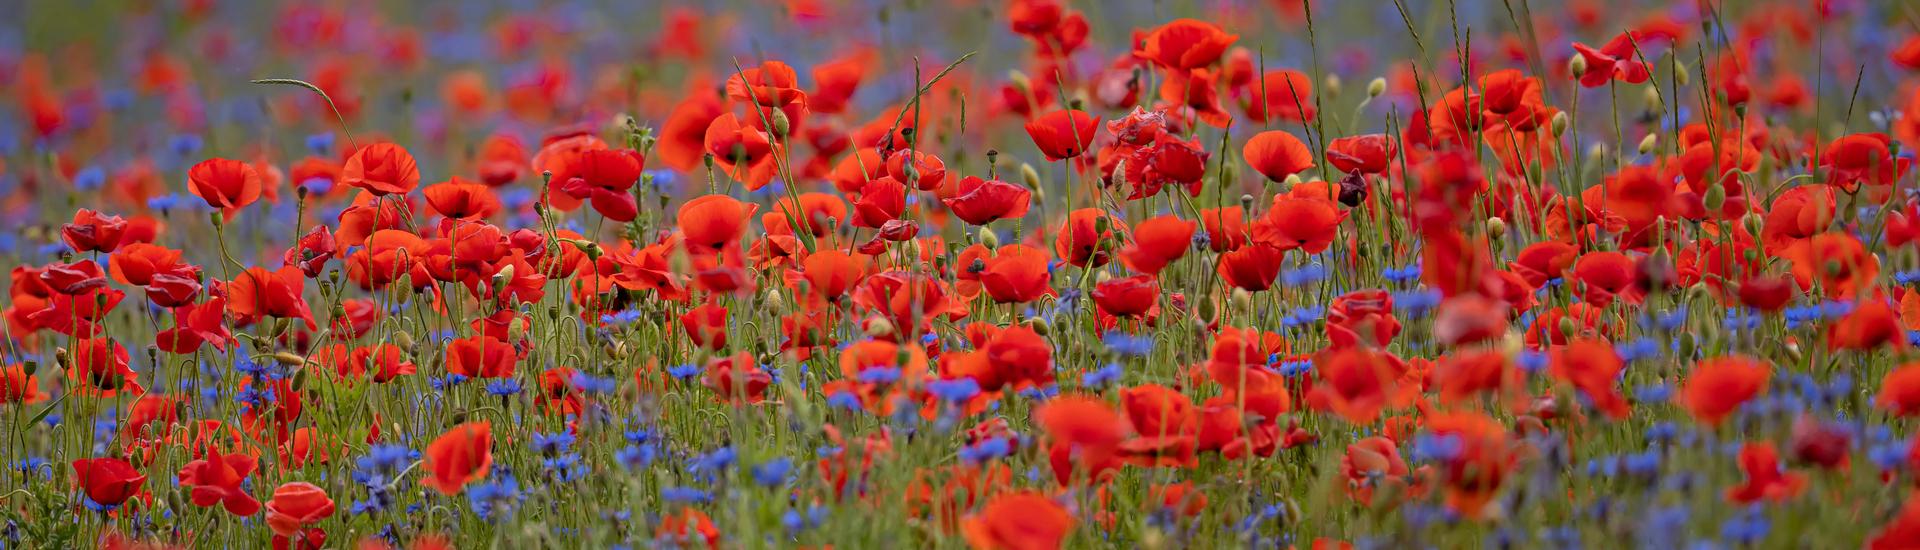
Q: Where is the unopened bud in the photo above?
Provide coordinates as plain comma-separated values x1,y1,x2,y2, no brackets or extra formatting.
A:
1673,62,1691,86
1568,55,1588,78
771,108,791,139
1637,134,1658,155
1550,111,1569,137
1324,74,1342,97
1702,183,1726,212
1643,86,1664,112
864,317,896,337
272,351,308,366
1367,77,1387,98
1020,163,1041,190
1231,288,1253,312
1486,217,1507,240
979,227,1000,249
1741,212,1764,237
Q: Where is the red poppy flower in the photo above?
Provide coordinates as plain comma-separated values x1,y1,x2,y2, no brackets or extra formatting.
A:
178,449,261,516
340,143,421,196
445,335,516,379
703,352,772,404
1199,206,1248,252
227,266,315,327
1239,69,1316,123
1253,196,1346,254
1878,362,1920,417
1735,275,1796,313
62,209,129,254
1829,298,1906,352
887,149,947,191
1548,338,1630,419
1571,32,1653,88
1423,412,1514,518
156,297,232,354
557,149,645,222
703,113,777,189
1760,185,1837,254
422,421,493,495
659,96,726,172
1725,443,1806,504
1509,241,1578,288
0,364,44,405
1093,275,1159,318
800,249,870,302
187,158,264,211
1308,347,1409,424
421,176,502,221
943,176,1033,226
1326,290,1401,349
850,271,968,338
1681,356,1770,427
70,336,140,397
1783,232,1878,300
1570,251,1642,307
1243,130,1315,182
767,192,847,238
474,133,528,186
980,244,1054,304
1218,243,1286,292
680,303,728,351
727,60,808,109
853,177,908,229
72,457,146,508
1137,18,1238,71
1326,134,1396,175
1025,109,1101,161
265,482,335,537
110,243,190,287
1054,208,1128,267
962,491,1074,550
1823,133,1911,190
1120,215,1196,275
1341,436,1410,505
677,194,760,253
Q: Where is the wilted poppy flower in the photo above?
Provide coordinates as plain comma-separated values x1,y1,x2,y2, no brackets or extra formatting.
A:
62,209,129,253
1681,356,1770,427
340,143,421,196
1243,131,1315,182
1137,18,1238,71
1025,109,1101,161
178,449,261,516
187,158,264,211
944,176,1033,226
265,482,335,536
422,421,493,495
962,492,1074,550
72,457,146,508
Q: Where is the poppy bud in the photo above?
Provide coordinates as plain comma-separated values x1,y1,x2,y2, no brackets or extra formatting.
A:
1742,248,1760,265
1486,217,1507,240
1784,340,1803,362
1568,54,1588,78
1685,282,1714,305
771,108,791,139
1558,316,1578,338
21,361,36,376
272,351,307,366
1702,183,1726,211
1677,332,1695,358
864,317,896,337
1026,317,1050,337
291,366,310,391
1740,212,1764,237
980,227,1000,249
1020,163,1041,190
1637,134,1657,155
1367,77,1387,98
393,331,416,351
1196,297,1217,322
1008,69,1032,93
1643,86,1664,112
1587,143,1609,162
1673,62,1690,85
1324,74,1341,97
765,288,785,311
1231,288,1253,312
1550,112,1569,137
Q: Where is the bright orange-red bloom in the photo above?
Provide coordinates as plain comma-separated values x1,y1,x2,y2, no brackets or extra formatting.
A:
1218,243,1285,292
422,422,493,495
187,158,264,210
1548,338,1630,419
1681,356,1770,427
1830,299,1907,352
63,209,128,253
1253,196,1346,254
962,492,1074,550
73,457,146,508
178,449,260,516
1424,412,1514,518
1326,134,1396,175
1880,362,1920,417
445,335,517,379
678,194,760,253
1570,251,1642,307
1054,208,1128,267
1341,436,1410,505
1725,443,1806,504
1308,347,1408,424
1025,109,1100,161
943,176,1032,226
1137,18,1237,71
265,482,335,537
421,176,501,221
1784,232,1879,300
980,244,1053,304
1243,131,1315,182
1120,215,1195,275
227,266,314,327
340,143,421,196
1092,275,1159,318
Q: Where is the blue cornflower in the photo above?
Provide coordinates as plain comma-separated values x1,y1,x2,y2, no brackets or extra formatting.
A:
667,363,702,380
960,437,1013,465
484,378,522,396
532,432,576,455
1102,331,1154,357
1081,363,1123,388
927,378,981,403
615,444,657,471
689,447,736,480
751,458,792,487
72,166,105,191
662,487,711,503
305,133,335,154
467,469,522,522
